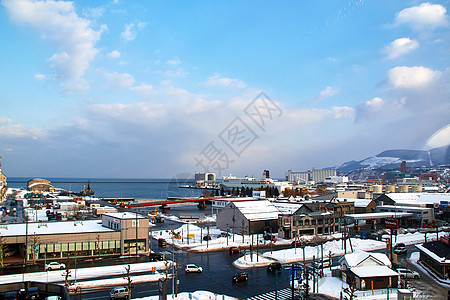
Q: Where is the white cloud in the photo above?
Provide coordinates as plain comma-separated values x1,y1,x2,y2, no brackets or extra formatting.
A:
166,58,181,65
205,74,246,89
3,0,105,90
384,38,419,59
387,66,441,88
107,50,120,58
365,97,384,110
312,86,339,102
426,124,450,148
331,106,354,119
0,118,45,139
395,3,449,32
104,71,135,88
82,6,104,19
121,22,146,41
34,73,46,81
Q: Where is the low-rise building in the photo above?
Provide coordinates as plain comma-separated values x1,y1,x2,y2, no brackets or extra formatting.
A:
278,204,340,239
339,250,398,290
0,212,149,264
416,235,450,279
216,200,279,234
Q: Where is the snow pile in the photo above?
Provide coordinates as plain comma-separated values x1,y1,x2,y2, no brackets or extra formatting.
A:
134,290,238,300
234,238,386,268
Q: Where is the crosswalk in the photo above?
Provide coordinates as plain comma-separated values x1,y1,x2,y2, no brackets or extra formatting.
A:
247,288,300,300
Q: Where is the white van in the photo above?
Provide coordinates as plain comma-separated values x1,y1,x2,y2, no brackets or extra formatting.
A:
110,286,129,299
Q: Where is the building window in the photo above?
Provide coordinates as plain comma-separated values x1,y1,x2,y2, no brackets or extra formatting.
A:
298,220,303,226
312,220,316,225
305,219,310,226
318,219,323,225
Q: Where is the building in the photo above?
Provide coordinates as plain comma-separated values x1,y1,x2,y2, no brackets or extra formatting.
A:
339,250,398,290
376,205,434,225
285,168,337,184
216,200,279,235
0,212,149,264
353,199,377,214
0,156,6,199
416,235,450,279
27,178,55,193
278,204,340,239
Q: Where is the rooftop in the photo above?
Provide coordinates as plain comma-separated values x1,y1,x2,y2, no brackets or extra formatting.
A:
232,200,280,221
0,220,114,237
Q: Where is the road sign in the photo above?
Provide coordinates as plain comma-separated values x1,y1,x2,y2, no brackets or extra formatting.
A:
440,201,448,208
385,218,399,229
289,267,302,281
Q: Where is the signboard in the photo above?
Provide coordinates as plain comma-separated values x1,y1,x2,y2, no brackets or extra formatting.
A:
440,201,448,209
440,236,449,245
289,267,302,281
385,218,399,230
283,216,291,227
252,190,266,199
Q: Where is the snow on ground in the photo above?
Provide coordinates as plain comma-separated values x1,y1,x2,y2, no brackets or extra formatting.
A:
0,261,172,285
234,238,386,268
134,290,238,300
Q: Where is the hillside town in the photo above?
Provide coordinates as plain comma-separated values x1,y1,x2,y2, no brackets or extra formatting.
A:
0,155,450,299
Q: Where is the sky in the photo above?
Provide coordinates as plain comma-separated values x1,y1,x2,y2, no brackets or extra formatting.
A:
0,0,449,179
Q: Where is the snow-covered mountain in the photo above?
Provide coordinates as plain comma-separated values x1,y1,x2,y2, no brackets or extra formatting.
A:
337,146,450,174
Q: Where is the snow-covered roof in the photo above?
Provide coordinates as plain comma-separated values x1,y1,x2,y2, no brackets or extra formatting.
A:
341,250,391,268
350,266,398,278
386,193,450,205
0,220,114,237
232,200,280,221
353,199,372,208
344,212,413,220
104,212,146,219
272,202,303,215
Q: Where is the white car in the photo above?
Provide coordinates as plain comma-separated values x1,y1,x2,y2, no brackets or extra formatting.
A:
185,264,203,273
397,268,420,279
45,262,66,271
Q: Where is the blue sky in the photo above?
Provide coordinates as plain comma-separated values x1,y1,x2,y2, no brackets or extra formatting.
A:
0,0,449,179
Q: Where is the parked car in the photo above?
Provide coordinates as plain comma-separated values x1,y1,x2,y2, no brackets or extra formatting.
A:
4,291,18,300
397,268,420,279
110,286,129,299
158,238,167,247
393,243,407,255
149,252,164,262
229,247,240,254
18,287,40,300
45,262,66,271
264,234,275,241
267,262,282,272
45,297,62,300
185,264,203,273
203,235,212,241
232,272,248,284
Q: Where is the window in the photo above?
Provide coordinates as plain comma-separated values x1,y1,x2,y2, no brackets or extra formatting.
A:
298,220,303,226
312,220,316,225
305,219,310,226
318,219,323,225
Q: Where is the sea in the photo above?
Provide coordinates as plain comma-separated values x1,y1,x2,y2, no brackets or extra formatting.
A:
6,177,206,200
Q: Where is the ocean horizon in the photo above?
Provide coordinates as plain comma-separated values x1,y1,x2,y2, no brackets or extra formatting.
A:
6,177,206,200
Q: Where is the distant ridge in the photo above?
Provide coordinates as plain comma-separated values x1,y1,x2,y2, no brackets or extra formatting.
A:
336,145,450,174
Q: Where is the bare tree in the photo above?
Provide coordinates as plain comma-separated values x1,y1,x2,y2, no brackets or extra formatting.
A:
30,233,40,265
94,234,101,259
343,276,357,300
0,234,5,267
123,264,132,299
62,263,72,289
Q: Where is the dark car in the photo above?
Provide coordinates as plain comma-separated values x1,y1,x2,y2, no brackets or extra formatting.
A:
203,235,212,241
229,247,241,254
267,262,282,272
264,234,275,241
149,252,164,262
232,272,248,284
393,243,407,255
158,238,167,246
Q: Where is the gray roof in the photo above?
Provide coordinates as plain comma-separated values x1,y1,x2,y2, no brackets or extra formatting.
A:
232,200,280,221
